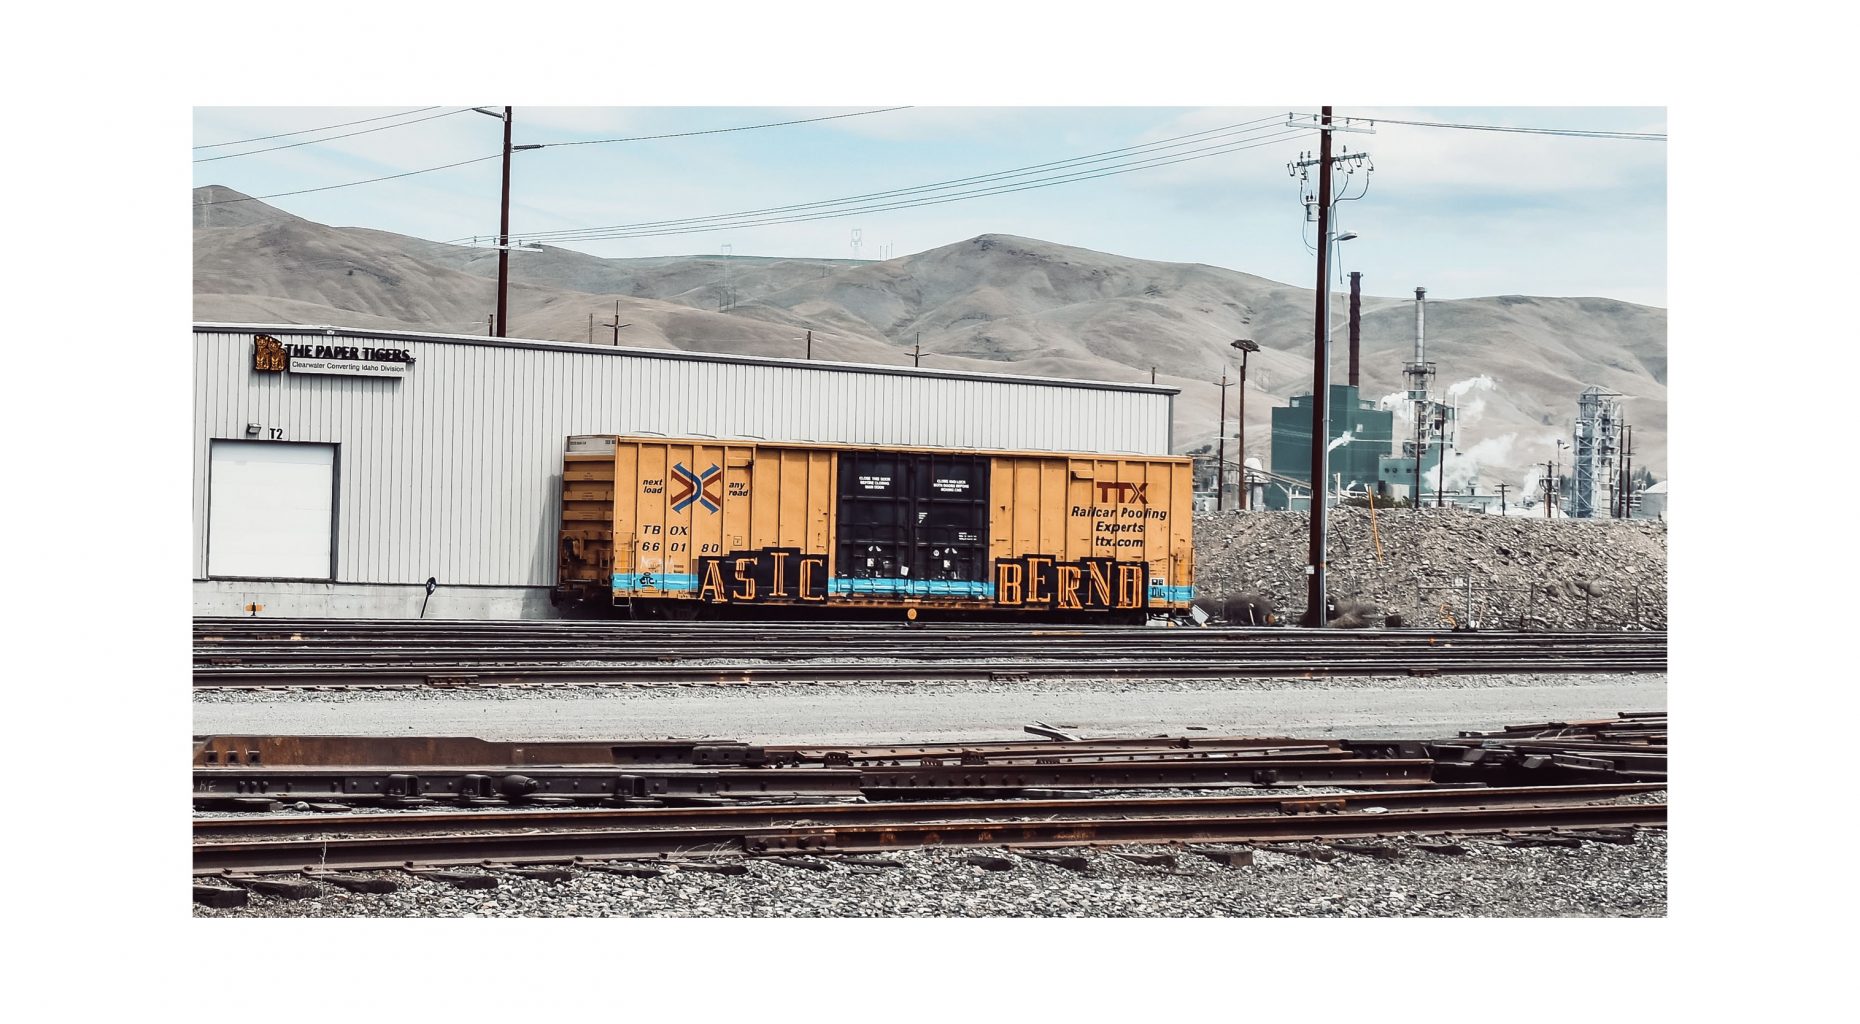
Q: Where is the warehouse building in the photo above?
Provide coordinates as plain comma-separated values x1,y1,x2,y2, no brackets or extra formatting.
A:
193,324,1178,618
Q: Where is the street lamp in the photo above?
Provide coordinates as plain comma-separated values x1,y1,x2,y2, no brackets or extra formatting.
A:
1231,338,1260,509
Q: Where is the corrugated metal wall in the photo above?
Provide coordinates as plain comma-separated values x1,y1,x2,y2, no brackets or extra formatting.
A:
194,327,1174,588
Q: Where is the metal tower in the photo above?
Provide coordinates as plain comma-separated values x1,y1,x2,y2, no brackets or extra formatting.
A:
1403,287,1438,500
1571,386,1623,518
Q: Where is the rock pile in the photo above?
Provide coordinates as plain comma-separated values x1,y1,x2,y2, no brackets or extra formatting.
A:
1194,508,1666,631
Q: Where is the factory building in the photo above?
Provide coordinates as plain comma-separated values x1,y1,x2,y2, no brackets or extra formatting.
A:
192,324,1178,619
1266,284,1457,509
1265,384,1397,509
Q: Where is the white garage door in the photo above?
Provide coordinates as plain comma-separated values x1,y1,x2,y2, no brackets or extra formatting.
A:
208,440,336,579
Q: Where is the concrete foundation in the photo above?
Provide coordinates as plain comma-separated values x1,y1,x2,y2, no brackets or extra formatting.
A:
193,580,559,620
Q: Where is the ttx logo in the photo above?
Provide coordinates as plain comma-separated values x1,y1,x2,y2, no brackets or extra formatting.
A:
1095,481,1148,504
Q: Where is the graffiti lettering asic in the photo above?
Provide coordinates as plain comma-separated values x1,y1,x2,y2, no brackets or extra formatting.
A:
697,548,828,603
993,555,1147,610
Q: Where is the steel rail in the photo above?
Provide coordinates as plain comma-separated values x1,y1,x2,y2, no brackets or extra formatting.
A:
193,653,1667,688
192,800,1667,874
195,629,1664,648
195,643,1665,666
194,733,1355,768
194,783,1665,841
193,756,1442,803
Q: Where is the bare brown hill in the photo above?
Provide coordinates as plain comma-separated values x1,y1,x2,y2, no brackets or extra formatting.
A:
193,187,1666,490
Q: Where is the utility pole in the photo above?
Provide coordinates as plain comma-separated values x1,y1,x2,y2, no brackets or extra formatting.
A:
1622,424,1635,518
915,332,922,367
1614,423,1626,517
1347,271,1362,387
1497,483,1509,516
496,106,512,337
472,107,542,339
1437,431,1448,508
1413,420,1424,511
1553,440,1568,519
1215,373,1233,511
1233,338,1259,510
1302,107,1333,626
1289,108,1373,626
806,330,813,360
1543,462,1556,519
600,301,629,345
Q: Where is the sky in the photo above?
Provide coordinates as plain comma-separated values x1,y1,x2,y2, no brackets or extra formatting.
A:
192,105,1668,307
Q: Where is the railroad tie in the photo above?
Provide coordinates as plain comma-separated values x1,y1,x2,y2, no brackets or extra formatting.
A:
1189,847,1256,868
1413,842,1469,856
496,865,575,883
406,868,499,889
193,883,249,908
226,875,323,900
1019,851,1090,872
583,863,665,879
674,861,750,875
1114,852,1179,868
306,872,400,894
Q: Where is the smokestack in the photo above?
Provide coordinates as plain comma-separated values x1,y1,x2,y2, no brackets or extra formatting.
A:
1348,272,1363,388
1413,286,1427,364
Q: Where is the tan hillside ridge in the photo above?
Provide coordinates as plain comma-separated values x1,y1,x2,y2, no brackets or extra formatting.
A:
194,186,1665,493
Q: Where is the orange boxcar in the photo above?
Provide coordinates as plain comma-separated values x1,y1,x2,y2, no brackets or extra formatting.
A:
556,435,1193,621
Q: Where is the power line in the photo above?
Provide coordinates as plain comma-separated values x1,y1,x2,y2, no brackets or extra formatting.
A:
194,108,477,163
510,114,1295,243
192,107,923,206
534,106,913,147
209,125,1311,274
193,153,503,205
193,107,444,149
508,128,1313,244
1336,113,1665,141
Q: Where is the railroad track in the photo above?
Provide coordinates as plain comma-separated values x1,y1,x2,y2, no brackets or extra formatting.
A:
193,715,1667,887
195,783,1664,842
193,618,1666,687
194,790,1665,875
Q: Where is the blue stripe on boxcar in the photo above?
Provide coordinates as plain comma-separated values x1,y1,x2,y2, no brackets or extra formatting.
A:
613,573,698,592
1148,585,1195,603
828,577,995,598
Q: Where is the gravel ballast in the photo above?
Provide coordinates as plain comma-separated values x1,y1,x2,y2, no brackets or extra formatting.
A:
192,829,1667,919
1195,507,1666,631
